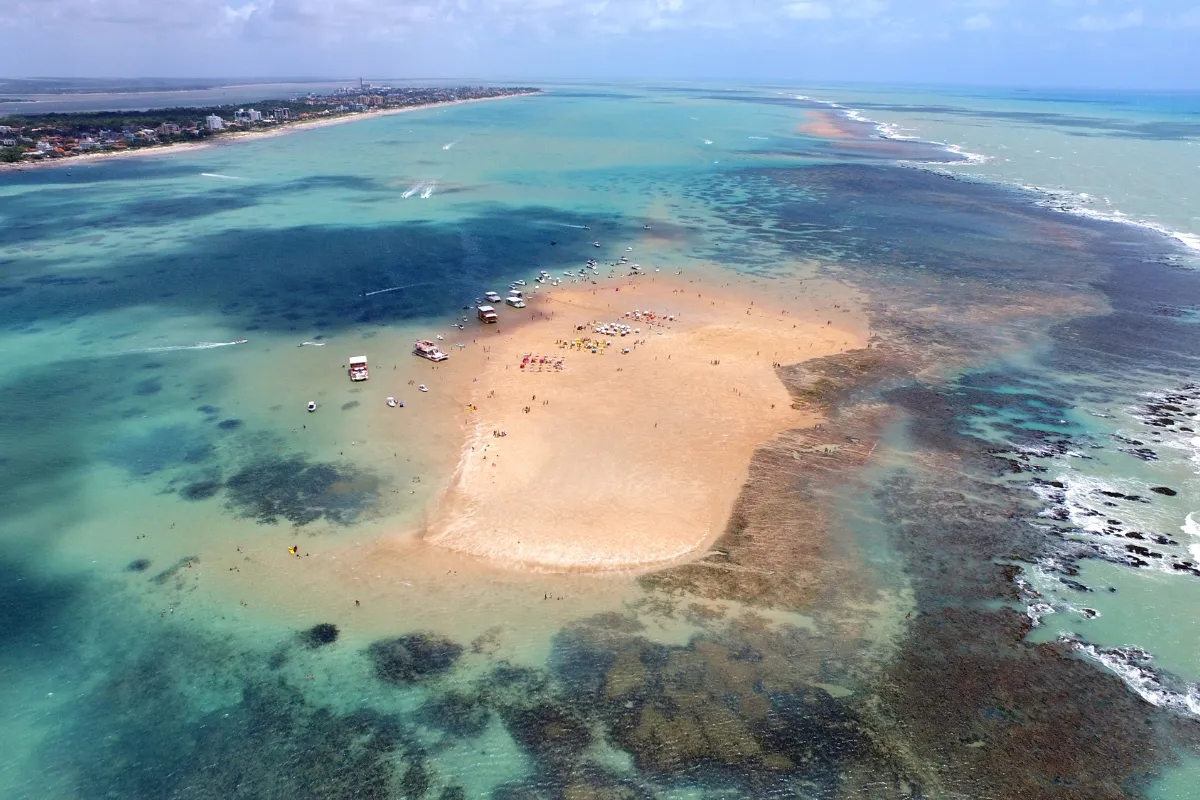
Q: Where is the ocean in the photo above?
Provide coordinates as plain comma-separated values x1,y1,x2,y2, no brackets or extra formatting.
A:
2,82,1199,798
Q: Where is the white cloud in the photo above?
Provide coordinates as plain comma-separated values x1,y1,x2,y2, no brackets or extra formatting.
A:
841,0,887,19
1073,8,1144,32
962,12,992,30
785,2,831,19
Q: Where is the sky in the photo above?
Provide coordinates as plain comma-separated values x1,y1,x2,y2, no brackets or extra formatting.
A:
0,0,1197,88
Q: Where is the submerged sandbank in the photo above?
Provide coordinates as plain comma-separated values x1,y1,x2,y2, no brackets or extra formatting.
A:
797,110,856,140
420,274,865,571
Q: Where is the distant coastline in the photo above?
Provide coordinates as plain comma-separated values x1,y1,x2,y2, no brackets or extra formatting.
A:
0,89,541,172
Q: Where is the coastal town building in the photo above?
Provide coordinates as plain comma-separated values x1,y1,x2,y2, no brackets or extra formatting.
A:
1,87,536,165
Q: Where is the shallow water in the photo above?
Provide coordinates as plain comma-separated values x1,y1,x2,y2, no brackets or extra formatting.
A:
3,84,1200,798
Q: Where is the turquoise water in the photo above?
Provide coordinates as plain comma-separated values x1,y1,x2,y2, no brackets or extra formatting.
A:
799,83,1200,255
3,84,1200,798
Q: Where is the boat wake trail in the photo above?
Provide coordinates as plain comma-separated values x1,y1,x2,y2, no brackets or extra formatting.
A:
200,173,245,180
442,141,460,150
115,340,246,355
362,282,436,298
421,181,436,199
541,221,590,229
402,181,425,198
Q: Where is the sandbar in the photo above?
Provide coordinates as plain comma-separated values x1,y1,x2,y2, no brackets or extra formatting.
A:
797,110,855,140
421,274,863,571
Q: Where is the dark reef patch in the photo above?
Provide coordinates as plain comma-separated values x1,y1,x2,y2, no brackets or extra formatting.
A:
216,418,243,430
224,455,380,526
126,558,151,572
151,555,199,585
303,623,339,648
548,615,897,795
417,692,492,738
132,377,163,396
368,633,463,684
502,705,591,760
45,629,422,800
180,480,221,501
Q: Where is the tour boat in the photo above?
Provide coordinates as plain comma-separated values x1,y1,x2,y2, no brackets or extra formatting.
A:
413,340,449,362
306,401,317,412
348,356,369,381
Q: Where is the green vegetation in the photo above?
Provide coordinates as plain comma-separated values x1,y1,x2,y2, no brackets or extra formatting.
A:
0,145,24,163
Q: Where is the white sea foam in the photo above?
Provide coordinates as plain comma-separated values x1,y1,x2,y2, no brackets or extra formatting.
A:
794,92,1199,257
362,282,433,297
1024,186,1200,255
1066,637,1200,718
1183,513,1200,561
114,341,244,355
200,173,244,180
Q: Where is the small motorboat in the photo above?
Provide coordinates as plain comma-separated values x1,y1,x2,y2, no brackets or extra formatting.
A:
234,339,248,344
386,396,397,408
306,401,317,412
625,247,633,252
593,241,601,247
418,384,429,392
436,334,445,340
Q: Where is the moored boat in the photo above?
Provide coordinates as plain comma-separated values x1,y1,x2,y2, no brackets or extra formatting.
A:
413,340,449,361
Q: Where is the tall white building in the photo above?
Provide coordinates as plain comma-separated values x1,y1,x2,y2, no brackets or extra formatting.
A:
205,115,224,131
247,108,262,122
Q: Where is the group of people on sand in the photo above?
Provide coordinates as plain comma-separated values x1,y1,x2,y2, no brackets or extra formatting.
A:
520,353,566,370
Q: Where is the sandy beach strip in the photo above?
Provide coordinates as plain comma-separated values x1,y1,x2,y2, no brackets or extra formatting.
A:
419,274,864,572
797,110,856,140
0,91,541,173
